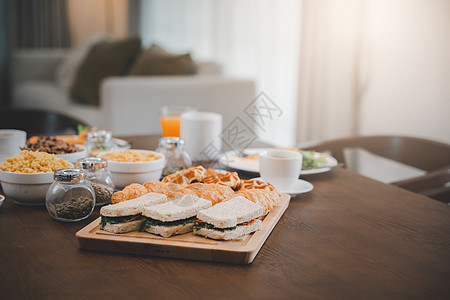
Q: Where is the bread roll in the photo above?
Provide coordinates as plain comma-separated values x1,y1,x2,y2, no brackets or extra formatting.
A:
143,181,169,194
111,183,148,204
170,183,234,205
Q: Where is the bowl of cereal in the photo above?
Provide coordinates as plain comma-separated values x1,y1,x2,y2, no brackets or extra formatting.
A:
0,150,72,206
23,136,88,164
98,149,165,189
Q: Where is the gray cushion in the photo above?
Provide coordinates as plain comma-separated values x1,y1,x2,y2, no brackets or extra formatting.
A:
127,44,196,76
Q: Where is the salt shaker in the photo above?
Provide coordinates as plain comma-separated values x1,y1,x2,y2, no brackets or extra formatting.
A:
77,157,115,206
45,168,95,222
156,137,192,176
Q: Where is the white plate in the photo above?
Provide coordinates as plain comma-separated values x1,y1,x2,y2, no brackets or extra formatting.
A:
219,148,338,175
112,138,131,149
251,177,314,196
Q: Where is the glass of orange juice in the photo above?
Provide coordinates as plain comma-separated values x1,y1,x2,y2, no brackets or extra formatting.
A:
160,106,194,137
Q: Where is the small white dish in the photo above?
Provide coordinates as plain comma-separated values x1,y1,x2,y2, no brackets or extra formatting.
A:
98,149,166,189
251,177,314,196
0,194,5,207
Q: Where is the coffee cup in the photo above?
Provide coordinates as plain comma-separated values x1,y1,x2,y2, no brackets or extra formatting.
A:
0,129,27,163
259,149,302,191
180,111,222,161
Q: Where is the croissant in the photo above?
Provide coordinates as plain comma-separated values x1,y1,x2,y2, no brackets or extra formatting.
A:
170,183,235,205
144,181,169,194
162,166,207,187
111,183,149,204
143,181,181,199
234,188,280,215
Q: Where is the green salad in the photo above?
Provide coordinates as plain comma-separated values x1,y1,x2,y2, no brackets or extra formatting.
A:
301,150,328,169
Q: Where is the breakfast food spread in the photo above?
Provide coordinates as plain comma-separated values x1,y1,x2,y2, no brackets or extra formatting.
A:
104,166,281,240
0,150,72,173
102,150,161,162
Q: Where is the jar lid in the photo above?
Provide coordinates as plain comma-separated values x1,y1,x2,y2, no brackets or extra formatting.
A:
54,168,87,182
77,157,107,170
159,137,184,149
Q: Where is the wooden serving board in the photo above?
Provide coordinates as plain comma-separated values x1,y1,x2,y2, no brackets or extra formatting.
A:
76,193,290,264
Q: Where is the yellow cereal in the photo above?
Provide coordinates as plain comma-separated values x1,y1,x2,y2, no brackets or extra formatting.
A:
0,150,72,173
102,150,161,162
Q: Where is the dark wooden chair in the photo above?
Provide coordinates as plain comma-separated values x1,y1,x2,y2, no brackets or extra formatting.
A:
309,135,450,203
0,108,90,137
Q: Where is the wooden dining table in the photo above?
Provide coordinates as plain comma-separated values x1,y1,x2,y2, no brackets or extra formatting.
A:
1,135,449,299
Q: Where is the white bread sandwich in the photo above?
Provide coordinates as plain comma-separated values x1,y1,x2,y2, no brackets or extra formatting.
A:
142,194,212,238
100,193,167,233
193,196,264,240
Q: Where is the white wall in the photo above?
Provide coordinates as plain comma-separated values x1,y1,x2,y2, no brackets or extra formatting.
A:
359,0,450,144
140,0,302,147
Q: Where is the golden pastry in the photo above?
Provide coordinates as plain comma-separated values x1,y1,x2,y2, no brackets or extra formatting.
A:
143,180,180,199
161,166,207,187
236,179,276,192
234,188,280,215
111,183,149,204
143,181,170,194
203,169,241,190
170,183,234,205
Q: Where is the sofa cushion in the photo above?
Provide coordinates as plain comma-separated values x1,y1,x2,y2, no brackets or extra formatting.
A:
55,34,110,91
70,37,141,106
127,44,196,76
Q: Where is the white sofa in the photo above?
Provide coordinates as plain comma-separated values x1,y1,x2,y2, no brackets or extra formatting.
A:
13,50,255,136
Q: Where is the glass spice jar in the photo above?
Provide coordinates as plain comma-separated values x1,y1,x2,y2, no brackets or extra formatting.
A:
156,137,192,176
45,168,95,222
77,157,114,206
85,130,113,156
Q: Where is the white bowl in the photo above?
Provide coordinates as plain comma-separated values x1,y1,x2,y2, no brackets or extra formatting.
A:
0,170,54,206
0,194,4,207
56,146,88,164
98,149,166,189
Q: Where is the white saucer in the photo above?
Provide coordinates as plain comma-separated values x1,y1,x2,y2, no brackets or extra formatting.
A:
251,178,314,196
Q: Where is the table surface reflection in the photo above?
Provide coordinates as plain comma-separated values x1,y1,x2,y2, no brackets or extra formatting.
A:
0,135,449,299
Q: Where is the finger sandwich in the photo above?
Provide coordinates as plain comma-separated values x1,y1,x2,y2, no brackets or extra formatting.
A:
100,193,167,233
142,194,212,238
193,196,264,240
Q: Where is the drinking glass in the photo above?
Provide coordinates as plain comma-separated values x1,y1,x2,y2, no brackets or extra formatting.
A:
160,106,194,137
